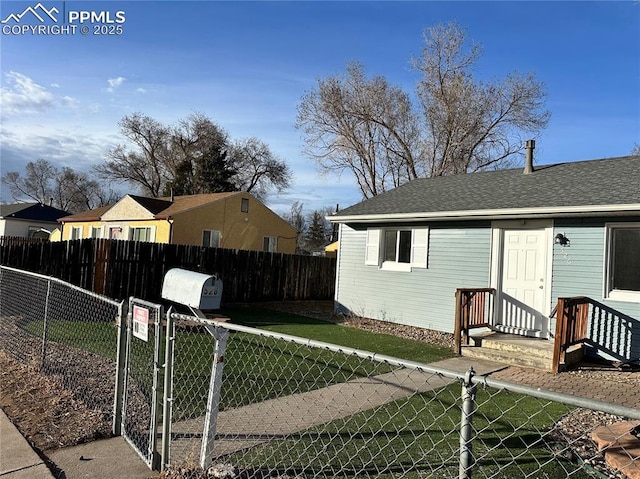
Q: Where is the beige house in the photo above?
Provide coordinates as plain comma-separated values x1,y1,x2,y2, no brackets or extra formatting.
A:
58,192,297,254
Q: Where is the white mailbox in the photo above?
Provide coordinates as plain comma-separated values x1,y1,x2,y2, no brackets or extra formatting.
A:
161,268,223,310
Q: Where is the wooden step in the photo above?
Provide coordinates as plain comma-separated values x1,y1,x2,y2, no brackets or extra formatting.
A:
469,332,554,360
461,344,553,371
463,332,584,371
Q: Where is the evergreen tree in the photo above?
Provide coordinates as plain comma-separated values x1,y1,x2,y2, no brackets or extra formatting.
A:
305,211,329,252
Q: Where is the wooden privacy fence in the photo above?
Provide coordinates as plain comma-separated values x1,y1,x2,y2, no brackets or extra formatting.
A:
0,237,336,303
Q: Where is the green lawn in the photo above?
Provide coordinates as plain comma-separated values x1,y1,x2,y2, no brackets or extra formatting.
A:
220,305,454,364
223,383,587,478
19,308,587,477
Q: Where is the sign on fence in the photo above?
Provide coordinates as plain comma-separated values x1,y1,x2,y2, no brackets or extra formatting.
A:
133,305,149,342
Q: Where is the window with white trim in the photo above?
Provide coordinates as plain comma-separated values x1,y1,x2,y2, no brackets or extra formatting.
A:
71,226,82,240
91,226,103,238
606,224,640,301
202,229,221,248
263,236,277,253
109,226,122,240
130,227,152,242
365,227,429,271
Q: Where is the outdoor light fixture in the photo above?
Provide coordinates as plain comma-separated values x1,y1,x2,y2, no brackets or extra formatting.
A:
554,233,570,246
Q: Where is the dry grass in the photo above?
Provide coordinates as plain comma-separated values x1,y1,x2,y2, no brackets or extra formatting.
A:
0,350,108,452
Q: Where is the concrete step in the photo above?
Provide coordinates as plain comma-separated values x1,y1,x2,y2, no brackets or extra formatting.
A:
461,344,553,371
469,332,554,360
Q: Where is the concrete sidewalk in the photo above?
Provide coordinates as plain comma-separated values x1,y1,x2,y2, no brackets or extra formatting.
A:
1,409,158,479
170,356,507,462
0,409,52,478
46,437,159,479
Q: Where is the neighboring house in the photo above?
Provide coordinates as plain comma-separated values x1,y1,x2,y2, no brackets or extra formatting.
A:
58,192,297,254
0,203,70,238
329,153,640,362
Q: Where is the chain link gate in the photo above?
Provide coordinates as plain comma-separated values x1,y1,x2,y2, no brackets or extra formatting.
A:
120,297,164,469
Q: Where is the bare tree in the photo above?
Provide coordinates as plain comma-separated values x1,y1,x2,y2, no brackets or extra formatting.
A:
97,112,291,199
632,144,640,156
165,113,236,195
2,159,56,203
296,62,422,198
296,22,550,199
282,200,306,253
228,137,292,200
414,22,550,176
95,113,172,197
2,159,117,213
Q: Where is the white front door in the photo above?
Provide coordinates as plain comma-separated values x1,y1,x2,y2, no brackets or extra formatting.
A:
496,228,549,337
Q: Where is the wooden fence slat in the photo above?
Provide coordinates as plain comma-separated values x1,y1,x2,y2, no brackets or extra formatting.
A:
0,237,337,303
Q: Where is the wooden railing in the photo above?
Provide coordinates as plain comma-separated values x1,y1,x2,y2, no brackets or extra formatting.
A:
454,288,496,355
552,297,590,373
552,296,638,373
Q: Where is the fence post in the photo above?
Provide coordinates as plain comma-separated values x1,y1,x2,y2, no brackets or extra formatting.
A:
200,325,230,470
112,300,128,436
149,304,164,471
40,278,53,371
454,289,462,355
161,308,176,470
459,367,477,479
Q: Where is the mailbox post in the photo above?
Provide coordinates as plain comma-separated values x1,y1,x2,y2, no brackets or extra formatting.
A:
161,268,223,317
160,268,227,469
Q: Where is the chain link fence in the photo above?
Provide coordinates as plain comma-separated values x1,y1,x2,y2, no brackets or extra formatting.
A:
0,265,124,439
162,313,640,479
1,266,638,479
121,297,164,468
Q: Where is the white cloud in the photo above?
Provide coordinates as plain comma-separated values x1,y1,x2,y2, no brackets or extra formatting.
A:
136,88,147,94
107,76,126,92
51,83,60,88
0,125,115,176
0,71,55,115
61,96,80,108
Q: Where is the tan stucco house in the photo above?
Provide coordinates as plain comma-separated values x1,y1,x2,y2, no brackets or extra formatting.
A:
58,192,297,254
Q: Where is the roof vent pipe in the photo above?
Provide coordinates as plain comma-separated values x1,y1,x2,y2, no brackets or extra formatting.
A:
524,139,535,174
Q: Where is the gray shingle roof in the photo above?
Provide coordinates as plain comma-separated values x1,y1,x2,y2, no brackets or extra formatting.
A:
332,155,640,221
0,203,70,221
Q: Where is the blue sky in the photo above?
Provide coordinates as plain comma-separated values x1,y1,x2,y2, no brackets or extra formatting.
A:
1,1,639,215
